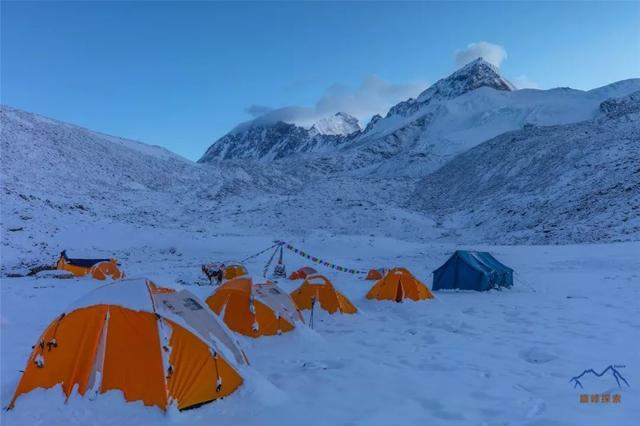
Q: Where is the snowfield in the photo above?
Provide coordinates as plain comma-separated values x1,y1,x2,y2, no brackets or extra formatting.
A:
1,235,639,425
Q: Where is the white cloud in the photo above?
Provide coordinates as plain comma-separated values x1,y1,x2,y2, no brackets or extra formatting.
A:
239,75,427,130
510,75,540,89
244,105,273,117
455,41,507,68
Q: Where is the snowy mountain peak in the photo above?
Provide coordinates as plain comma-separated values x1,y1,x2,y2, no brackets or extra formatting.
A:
459,57,500,73
310,112,361,136
386,57,515,119
416,57,515,103
198,119,355,163
199,111,361,162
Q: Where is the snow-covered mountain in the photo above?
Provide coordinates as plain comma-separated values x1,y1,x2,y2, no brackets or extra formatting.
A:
200,58,640,179
385,58,515,119
310,112,361,136
342,60,640,177
199,112,360,163
411,90,640,244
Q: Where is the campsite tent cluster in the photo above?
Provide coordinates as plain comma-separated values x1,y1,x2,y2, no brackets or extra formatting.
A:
10,248,513,412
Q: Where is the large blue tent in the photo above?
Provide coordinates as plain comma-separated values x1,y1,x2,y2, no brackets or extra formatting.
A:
432,250,513,291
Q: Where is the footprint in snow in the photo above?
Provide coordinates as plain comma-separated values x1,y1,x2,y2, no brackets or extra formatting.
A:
519,347,557,364
301,360,344,370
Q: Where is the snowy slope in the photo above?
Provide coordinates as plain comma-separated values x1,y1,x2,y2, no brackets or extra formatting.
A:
588,78,640,100
411,91,640,244
0,105,303,272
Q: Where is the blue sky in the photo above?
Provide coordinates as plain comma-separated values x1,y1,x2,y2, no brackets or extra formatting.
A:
2,1,638,160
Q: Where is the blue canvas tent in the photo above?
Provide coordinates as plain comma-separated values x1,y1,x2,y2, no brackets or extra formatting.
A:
432,251,513,291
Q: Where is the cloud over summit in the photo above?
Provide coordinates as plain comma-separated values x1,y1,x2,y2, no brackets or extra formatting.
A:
239,40,540,132
240,75,427,129
245,105,274,118
455,41,507,68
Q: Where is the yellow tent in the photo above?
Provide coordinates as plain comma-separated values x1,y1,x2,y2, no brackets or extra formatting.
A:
365,268,386,281
56,250,123,280
206,277,302,337
366,267,434,302
10,279,247,411
290,274,357,314
289,266,318,280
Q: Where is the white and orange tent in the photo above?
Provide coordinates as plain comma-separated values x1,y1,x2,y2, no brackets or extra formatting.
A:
222,262,248,280
56,250,124,280
288,266,317,280
206,277,302,337
290,274,357,315
9,278,247,411
366,267,434,302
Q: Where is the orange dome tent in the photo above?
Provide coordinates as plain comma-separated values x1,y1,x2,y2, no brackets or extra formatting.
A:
366,267,434,302
290,274,357,315
289,266,318,280
206,277,302,337
9,278,247,411
365,268,386,281
223,262,248,280
56,250,123,280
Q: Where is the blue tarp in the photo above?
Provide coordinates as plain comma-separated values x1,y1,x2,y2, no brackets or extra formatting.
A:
432,250,513,291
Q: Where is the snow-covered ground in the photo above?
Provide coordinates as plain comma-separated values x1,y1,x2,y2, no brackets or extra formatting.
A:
2,234,639,425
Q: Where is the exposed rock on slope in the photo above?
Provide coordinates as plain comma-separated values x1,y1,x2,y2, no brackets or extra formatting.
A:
599,90,640,119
